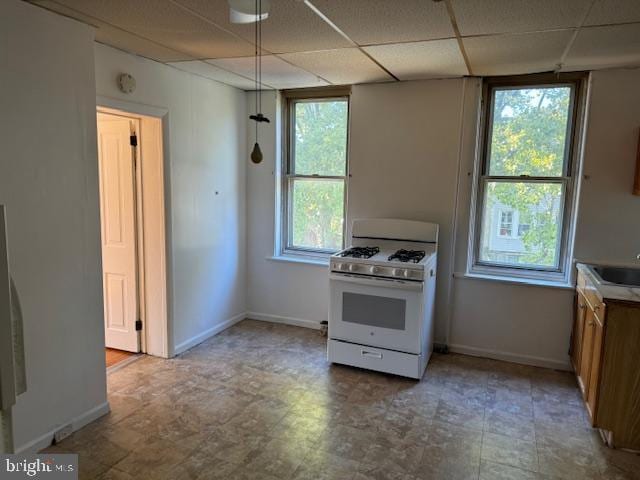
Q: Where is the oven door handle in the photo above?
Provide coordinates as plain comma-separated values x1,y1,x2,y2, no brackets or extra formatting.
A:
329,273,423,291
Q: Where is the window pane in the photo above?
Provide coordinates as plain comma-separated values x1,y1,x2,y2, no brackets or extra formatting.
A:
479,181,564,269
291,178,344,251
488,87,572,176
294,99,348,176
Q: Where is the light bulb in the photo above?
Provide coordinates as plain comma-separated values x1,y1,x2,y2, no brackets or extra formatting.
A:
251,142,263,164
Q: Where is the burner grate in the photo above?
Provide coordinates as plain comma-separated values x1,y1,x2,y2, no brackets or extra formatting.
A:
338,246,380,259
388,249,426,263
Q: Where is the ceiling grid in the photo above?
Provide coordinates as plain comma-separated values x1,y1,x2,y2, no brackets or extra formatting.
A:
26,0,640,90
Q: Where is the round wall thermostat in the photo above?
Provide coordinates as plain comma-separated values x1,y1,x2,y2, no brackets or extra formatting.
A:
117,73,136,94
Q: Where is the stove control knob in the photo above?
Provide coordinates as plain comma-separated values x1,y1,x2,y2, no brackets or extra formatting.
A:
391,268,400,277
349,264,357,272
334,263,342,271
403,269,411,278
370,266,379,274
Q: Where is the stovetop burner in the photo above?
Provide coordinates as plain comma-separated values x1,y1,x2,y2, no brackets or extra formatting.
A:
388,249,426,263
338,246,380,259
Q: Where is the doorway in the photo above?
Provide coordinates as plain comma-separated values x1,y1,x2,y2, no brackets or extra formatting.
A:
96,106,168,369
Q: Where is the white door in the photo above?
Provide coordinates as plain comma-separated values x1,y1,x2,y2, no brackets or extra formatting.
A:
97,115,139,352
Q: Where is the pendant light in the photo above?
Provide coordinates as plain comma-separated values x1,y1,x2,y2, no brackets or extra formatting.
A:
248,0,269,164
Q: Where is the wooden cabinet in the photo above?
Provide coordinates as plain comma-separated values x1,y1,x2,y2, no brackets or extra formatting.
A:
571,268,640,450
570,292,586,375
587,315,603,418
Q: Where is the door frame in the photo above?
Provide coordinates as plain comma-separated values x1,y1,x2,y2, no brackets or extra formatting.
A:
97,96,171,359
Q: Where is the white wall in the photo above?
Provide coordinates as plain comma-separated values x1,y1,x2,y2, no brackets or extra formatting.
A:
0,0,107,451
246,91,330,327
247,78,473,339
94,44,248,353
247,67,640,371
347,79,470,342
449,67,640,370
574,68,640,265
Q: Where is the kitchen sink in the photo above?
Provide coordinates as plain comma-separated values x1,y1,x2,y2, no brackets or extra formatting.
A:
592,266,640,287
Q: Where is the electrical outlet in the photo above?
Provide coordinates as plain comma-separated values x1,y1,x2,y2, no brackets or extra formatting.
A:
53,424,73,444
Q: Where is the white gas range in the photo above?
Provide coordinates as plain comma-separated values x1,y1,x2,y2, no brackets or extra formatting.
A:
327,218,438,379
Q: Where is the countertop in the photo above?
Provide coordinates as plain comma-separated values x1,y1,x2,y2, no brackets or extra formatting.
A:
576,263,640,303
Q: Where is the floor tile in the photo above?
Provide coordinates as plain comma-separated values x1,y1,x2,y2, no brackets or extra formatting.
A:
36,320,640,480
481,431,538,472
478,460,544,480
483,409,536,441
292,450,360,480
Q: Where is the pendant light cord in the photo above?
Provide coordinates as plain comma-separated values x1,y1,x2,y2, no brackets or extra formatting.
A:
254,0,258,142
252,0,264,143
258,0,262,117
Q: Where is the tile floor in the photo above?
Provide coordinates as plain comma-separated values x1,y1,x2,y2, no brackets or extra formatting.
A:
44,320,640,479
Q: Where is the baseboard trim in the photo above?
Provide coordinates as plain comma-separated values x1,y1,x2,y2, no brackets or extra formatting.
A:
106,354,144,375
448,343,571,371
173,312,245,356
16,401,110,454
247,312,322,330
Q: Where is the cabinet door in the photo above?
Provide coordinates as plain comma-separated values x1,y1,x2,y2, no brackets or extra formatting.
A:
571,292,587,374
586,317,604,424
578,307,596,399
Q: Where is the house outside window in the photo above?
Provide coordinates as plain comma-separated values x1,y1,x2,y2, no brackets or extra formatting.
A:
470,73,586,283
280,88,350,259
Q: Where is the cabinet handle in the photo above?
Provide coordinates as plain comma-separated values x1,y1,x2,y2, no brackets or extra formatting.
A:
579,304,585,309
587,320,594,327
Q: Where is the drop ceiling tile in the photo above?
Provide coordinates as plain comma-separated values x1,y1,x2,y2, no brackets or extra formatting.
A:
208,55,329,89
562,23,640,70
451,0,592,36
170,0,351,54
278,48,393,85
44,0,255,59
308,0,455,45
584,0,640,26
363,39,467,80
31,0,192,62
463,30,574,76
168,60,259,89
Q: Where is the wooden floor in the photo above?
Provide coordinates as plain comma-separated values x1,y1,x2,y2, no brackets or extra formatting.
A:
105,348,135,368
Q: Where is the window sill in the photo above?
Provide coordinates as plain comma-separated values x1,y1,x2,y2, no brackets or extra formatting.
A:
454,272,574,290
267,255,330,267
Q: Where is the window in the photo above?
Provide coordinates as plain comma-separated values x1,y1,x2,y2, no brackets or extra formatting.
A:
471,74,585,282
498,210,514,237
281,90,349,257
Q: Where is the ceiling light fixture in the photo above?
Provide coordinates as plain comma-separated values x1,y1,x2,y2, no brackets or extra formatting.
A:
246,0,269,164
228,0,270,23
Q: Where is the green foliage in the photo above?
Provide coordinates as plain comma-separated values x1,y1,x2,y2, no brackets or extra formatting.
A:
290,100,348,250
482,87,571,267
294,100,347,176
292,179,344,250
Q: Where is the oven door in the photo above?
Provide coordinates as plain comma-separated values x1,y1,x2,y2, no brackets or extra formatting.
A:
329,273,423,354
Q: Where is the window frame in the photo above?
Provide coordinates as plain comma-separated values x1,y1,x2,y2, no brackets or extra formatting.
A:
279,87,351,259
469,73,587,283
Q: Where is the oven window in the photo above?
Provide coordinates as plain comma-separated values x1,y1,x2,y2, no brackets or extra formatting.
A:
342,293,406,330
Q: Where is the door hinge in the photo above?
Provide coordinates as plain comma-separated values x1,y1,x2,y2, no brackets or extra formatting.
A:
135,319,142,331
130,134,138,147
